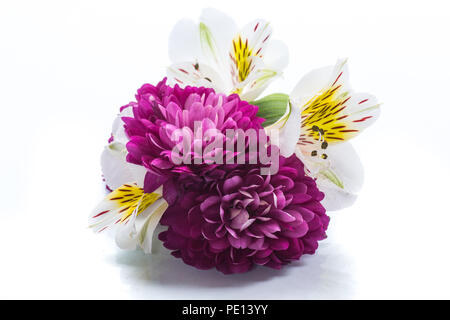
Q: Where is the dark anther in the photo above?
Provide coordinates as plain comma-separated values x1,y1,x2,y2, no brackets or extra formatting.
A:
321,141,328,149
311,150,318,156
321,154,328,159
312,125,319,132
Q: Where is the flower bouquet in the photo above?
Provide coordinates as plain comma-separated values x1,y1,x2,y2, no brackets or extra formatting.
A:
89,8,379,274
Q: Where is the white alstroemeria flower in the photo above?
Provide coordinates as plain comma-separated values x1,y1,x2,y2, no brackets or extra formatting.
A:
268,59,380,210
167,8,289,101
93,107,169,254
100,105,144,190
89,184,168,254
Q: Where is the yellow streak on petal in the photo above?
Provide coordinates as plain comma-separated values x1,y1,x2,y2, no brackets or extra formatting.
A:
232,35,254,82
300,84,354,145
105,184,161,223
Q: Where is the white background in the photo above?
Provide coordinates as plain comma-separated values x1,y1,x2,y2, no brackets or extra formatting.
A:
1,0,450,299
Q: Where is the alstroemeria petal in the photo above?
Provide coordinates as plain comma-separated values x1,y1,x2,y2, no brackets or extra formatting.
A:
168,9,237,92
101,143,147,190
168,19,202,64
229,19,274,98
167,9,286,100
239,19,272,57
102,105,145,190
296,59,380,147
137,198,169,254
318,185,358,212
167,61,226,92
290,65,335,105
199,8,237,70
238,40,288,101
320,142,364,193
115,197,169,253
297,142,364,211
115,205,139,250
263,39,289,72
111,106,133,145
89,184,162,233
240,68,280,102
266,101,302,157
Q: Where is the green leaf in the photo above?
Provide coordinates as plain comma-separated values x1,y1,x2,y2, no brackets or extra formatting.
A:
251,93,289,127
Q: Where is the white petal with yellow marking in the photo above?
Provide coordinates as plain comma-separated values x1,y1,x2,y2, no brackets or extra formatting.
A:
286,60,379,210
296,59,380,148
228,19,284,100
229,19,272,85
115,198,169,253
89,184,162,233
114,202,139,250
166,9,287,100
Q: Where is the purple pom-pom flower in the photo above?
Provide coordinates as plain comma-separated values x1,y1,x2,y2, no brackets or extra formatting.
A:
122,79,265,200
158,155,329,274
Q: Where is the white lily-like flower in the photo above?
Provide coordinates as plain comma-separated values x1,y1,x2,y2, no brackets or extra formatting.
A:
89,184,168,254
167,8,289,101
268,59,380,210
100,106,144,190
93,107,168,254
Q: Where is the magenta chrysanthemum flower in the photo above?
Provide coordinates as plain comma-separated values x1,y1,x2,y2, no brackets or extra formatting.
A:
158,155,329,274
122,79,265,200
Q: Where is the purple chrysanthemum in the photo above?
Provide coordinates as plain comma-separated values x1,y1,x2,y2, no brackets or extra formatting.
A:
158,155,329,274
122,79,265,200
